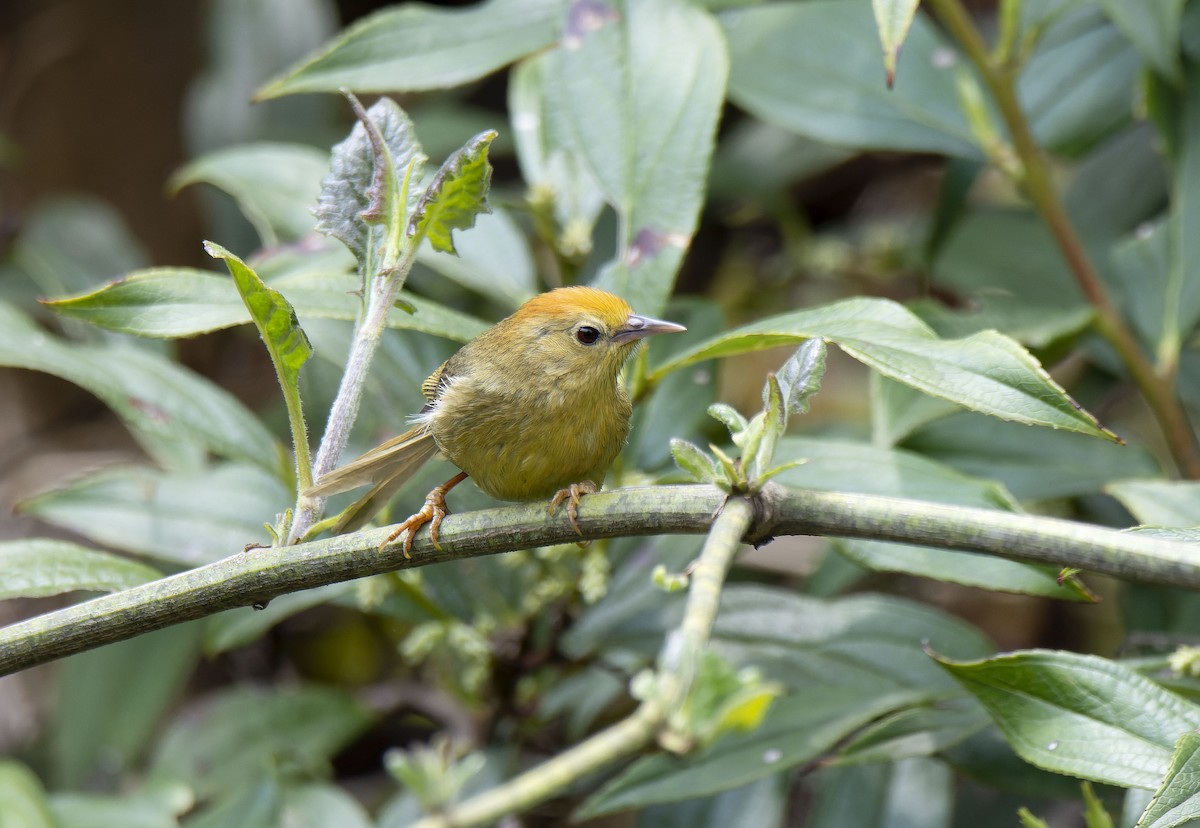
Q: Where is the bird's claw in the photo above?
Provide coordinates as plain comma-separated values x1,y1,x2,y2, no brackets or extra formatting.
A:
380,488,451,559
549,480,599,542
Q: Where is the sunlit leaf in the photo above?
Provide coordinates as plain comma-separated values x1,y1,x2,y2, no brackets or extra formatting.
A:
409,130,496,255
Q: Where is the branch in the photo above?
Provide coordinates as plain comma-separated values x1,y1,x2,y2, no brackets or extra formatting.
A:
3,484,1199,677
411,498,755,828
925,0,1200,478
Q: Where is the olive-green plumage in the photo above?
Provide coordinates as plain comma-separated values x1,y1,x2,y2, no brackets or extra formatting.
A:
308,286,685,545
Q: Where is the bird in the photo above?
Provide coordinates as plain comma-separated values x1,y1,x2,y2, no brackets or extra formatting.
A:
306,286,686,557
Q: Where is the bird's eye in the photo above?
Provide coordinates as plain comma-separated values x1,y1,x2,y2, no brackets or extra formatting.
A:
576,326,600,345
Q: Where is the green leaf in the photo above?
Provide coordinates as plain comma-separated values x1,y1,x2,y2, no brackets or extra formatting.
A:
20,464,289,567
170,143,329,246
257,0,561,98
871,0,921,87
935,649,1200,789
725,1,981,158
0,761,56,828
148,685,373,800
207,243,312,390
0,302,282,474
415,206,536,309
1110,218,1173,352
409,130,496,255
577,688,923,819
671,438,725,486
314,97,425,268
771,338,827,417
809,759,954,828
50,624,202,789
649,296,1116,440
542,0,728,316
929,210,1093,348
870,372,960,447
633,777,787,828
833,698,989,765
206,242,313,486
0,539,160,599
45,267,489,343
48,784,193,828
1163,61,1200,363
775,437,1096,600
1136,731,1200,828
1095,0,1184,83
280,784,374,828
905,412,1161,501
713,586,993,691
1107,479,1200,527
1021,6,1140,154
10,197,149,301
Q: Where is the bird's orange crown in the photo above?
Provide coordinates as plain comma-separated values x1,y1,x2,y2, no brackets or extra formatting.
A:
513,286,632,329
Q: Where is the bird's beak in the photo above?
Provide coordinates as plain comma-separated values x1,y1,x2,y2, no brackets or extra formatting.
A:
613,313,687,344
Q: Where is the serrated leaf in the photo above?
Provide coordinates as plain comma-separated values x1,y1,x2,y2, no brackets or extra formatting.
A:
935,649,1200,789
725,2,981,158
770,338,827,417
671,438,724,486
409,130,496,255
872,0,921,87
171,143,329,246
649,297,1116,441
0,539,160,599
315,97,425,268
257,0,560,98
1136,731,1200,828
20,464,289,567
44,267,488,343
541,0,727,316
207,242,312,389
0,301,282,474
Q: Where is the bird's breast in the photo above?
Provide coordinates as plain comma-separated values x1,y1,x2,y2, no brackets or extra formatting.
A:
427,377,632,502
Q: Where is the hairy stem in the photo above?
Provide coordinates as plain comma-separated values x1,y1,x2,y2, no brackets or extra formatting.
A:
925,0,1200,478
4,484,1200,677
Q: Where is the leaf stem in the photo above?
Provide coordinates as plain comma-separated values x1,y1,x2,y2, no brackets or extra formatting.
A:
6,485,1200,678
925,0,1200,478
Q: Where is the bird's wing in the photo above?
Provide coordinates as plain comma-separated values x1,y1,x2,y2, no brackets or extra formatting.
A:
305,425,438,497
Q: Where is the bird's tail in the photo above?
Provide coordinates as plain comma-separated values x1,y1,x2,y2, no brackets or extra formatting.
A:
305,426,440,533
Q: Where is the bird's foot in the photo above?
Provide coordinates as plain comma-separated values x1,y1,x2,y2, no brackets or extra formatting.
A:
548,480,599,541
380,474,466,558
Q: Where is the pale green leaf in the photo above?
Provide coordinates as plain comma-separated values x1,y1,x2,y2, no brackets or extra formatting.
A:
0,539,160,599
171,143,329,246
415,206,536,309
0,762,55,828
937,649,1200,789
871,0,921,87
650,297,1116,440
0,301,282,474
48,784,193,828
315,97,424,267
1136,731,1200,828
1095,0,1184,82
1108,479,1200,527
257,0,561,98
45,267,488,343
542,0,727,316
409,130,496,255
20,464,289,567
725,1,981,158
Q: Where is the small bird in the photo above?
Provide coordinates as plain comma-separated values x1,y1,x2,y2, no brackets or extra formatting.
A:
307,286,686,556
